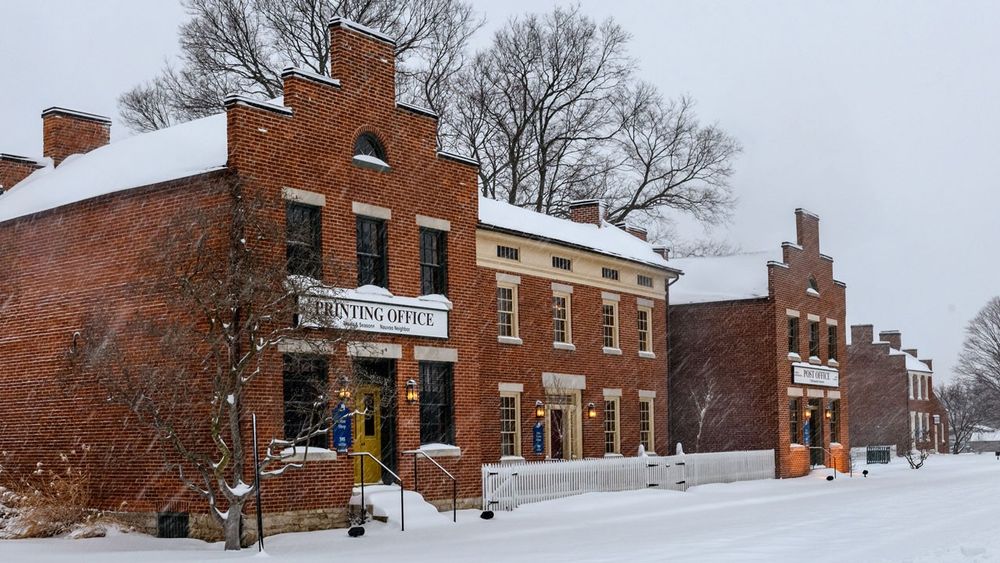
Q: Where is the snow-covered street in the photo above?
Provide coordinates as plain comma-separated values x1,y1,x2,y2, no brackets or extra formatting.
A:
2,454,998,562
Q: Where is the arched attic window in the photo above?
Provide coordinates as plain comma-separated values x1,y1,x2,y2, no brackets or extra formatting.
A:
352,133,390,172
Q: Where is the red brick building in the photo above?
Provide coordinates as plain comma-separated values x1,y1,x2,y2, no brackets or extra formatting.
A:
667,209,849,478
0,19,676,539
847,326,949,454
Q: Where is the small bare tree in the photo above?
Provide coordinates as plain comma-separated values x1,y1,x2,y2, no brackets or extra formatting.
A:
937,380,990,454
66,176,367,550
956,296,1000,400
119,0,482,132
899,426,933,469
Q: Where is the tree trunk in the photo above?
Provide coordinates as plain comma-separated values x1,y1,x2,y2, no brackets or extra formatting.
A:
223,507,244,551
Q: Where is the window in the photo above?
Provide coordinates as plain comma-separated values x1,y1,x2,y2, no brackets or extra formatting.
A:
828,324,838,361
419,362,454,445
552,293,571,344
497,284,518,338
637,274,653,288
499,393,521,457
283,355,329,449
787,316,800,355
604,398,620,455
354,133,386,160
419,228,447,295
356,216,387,287
639,398,654,452
789,398,800,443
286,202,322,278
637,307,652,353
808,276,819,292
829,399,840,442
602,267,620,281
552,256,572,270
909,373,916,399
808,321,820,357
921,375,928,400
496,245,520,261
602,301,619,349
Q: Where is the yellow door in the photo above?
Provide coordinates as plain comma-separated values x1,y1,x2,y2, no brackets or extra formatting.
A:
353,386,382,484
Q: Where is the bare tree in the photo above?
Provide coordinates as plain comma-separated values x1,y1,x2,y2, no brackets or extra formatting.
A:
898,426,933,469
119,0,482,132
937,380,991,454
956,296,1000,400
66,176,370,550
452,6,739,229
670,238,742,259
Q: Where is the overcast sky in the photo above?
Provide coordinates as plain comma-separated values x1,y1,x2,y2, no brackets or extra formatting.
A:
2,1,997,381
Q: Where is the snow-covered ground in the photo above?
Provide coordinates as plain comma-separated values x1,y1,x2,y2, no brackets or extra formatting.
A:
2,454,998,562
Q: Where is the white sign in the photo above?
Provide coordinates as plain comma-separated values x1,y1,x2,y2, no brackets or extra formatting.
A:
792,364,839,388
299,293,449,339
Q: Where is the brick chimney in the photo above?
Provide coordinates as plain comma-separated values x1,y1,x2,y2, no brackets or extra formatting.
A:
614,221,647,241
0,153,43,192
878,330,902,350
329,18,396,104
903,348,919,358
850,324,874,344
794,208,820,252
653,246,670,260
921,358,933,371
42,107,110,166
568,200,603,226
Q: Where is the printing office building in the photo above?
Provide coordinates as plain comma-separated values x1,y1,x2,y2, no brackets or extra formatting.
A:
0,19,676,538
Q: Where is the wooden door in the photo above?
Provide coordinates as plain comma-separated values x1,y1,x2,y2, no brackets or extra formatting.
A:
353,386,382,484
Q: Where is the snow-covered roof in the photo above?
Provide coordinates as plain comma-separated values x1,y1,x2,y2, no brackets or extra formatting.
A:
0,113,228,224
971,429,1000,442
667,250,782,305
887,347,932,373
477,196,676,272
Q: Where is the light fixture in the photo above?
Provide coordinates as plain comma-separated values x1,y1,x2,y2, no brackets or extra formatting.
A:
405,379,418,403
535,400,545,418
587,402,597,419
338,387,351,400
825,408,832,419
804,409,812,419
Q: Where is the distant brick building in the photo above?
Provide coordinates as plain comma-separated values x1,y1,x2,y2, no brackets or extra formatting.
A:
0,19,675,540
846,326,949,454
667,209,849,478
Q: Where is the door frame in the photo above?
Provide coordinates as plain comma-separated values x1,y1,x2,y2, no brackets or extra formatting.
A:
354,384,383,485
545,390,582,460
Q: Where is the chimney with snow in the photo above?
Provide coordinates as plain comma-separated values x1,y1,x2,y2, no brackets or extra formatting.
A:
878,330,902,350
0,153,42,192
329,18,396,103
42,107,111,166
614,221,647,241
653,246,670,260
794,208,820,252
568,200,603,226
921,358,933,371
850,324,874,344
903,348,919,358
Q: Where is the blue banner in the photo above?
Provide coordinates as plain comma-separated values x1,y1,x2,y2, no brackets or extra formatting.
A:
533,422,544,454
332,402,352,452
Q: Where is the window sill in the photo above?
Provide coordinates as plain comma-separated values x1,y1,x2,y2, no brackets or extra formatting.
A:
808,356,822,365
790,443,806,449
602,347,622,356
827,359,840,367
406,444,462,458
603,453,624,458
639,351,656,359
787,352,801,361
498,336,523,345
280,447,338,462
352,154,391,173
499,455,526,464
553,342,576,351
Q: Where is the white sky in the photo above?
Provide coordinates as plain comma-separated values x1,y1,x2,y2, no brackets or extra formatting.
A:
3,0,998,381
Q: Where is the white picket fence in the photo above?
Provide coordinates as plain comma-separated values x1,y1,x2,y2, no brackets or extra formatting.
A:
481,449,775,511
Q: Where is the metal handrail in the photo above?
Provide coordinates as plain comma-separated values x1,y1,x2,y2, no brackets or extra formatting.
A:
405,449,458,523
808,446,840,479
349,452,405,531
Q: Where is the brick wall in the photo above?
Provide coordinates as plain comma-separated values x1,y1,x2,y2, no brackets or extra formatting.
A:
41,108,110,166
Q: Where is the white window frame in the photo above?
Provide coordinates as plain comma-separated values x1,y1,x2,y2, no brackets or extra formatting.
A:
552,291,573,347
603,395,621,456
637,305,653,356
639,396,655,454
496,282,520,342
499,391,522,459
602,300,620,353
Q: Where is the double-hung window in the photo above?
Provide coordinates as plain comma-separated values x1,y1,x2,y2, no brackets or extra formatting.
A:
787,316,800,355
286,203,322,278
552,293,572,344
637,307,652,353
497,284,518,339
356,216,387,287
639,397,654,452
809,321,820,358
827,324,838,361
419,228,447,295
282,355,329,449
829,399,840,442
419,362,454,445
789,398,800,443
604,397,620,455
499,392,521,457
602,301,619,350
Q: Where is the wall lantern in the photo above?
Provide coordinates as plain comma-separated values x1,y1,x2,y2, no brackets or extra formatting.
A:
405,379,419,403
535,400,545,418
825,408,832,420
587,402,597,419
338,387,352,401
804,409,812,419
